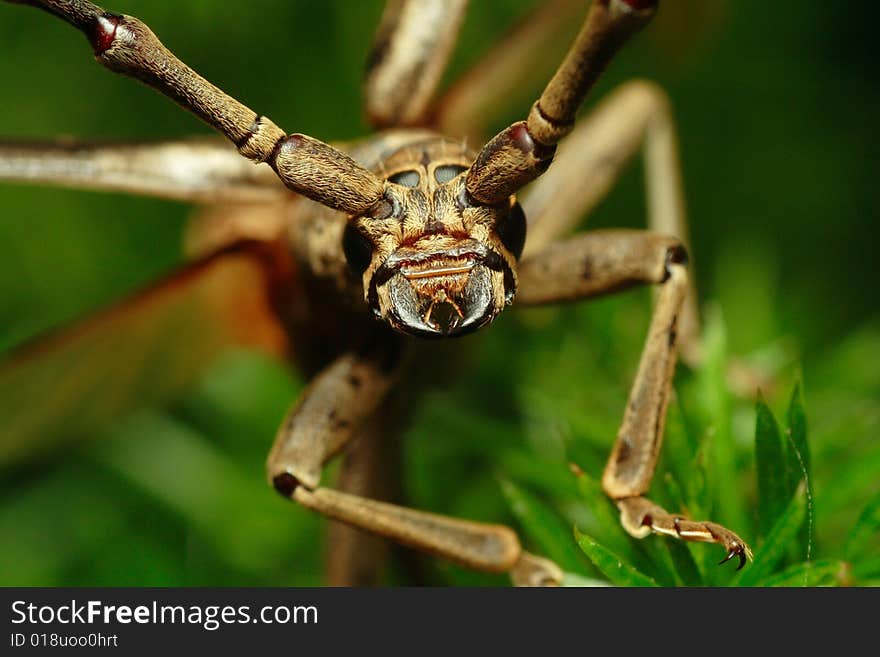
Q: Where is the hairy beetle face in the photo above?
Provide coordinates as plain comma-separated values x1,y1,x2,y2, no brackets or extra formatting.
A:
343,141,526,338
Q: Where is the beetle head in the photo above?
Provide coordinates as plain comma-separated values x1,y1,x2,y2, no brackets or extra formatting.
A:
344,140,526,338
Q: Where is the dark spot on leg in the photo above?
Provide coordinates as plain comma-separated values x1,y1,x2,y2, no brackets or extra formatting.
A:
668,322,677,348
273,472,300,498
582,256,593,280
641,514,653,527
348,375,362,389
615,437,632,464
365,21,395,73
234,114,259,149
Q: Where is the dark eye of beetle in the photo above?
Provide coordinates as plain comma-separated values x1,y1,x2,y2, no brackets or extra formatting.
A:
496,202,527,260
434,164,467,184
342,223,374,275
388,170,420,187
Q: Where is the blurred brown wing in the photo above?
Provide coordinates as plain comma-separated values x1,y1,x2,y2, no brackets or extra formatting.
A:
0,238,296,466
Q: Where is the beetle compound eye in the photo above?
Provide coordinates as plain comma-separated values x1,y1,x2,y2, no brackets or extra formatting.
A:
496,202,527,260
388,170,420,188
434,164,467,184
342,223,374,275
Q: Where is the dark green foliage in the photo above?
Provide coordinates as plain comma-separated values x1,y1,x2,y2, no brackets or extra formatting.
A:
754,397,788,536
845,491,880,562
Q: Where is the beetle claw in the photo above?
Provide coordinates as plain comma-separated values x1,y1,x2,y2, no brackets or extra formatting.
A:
719,546,747,570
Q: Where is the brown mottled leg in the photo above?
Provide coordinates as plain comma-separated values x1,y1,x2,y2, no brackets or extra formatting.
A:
365,0,469,129
521,81,699,363
517,231,751,567
435,0,583,140
0,138,284,203
464,1,658,206
267,334,561,585
325,412,395,587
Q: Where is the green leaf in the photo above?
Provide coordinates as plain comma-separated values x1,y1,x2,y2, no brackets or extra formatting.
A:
759,559,845,587
500,478,587,574
754,398,789,536
734,482,807,586
784,381,812,556
574,528,659,587
785,381,811,494
845,490,880,561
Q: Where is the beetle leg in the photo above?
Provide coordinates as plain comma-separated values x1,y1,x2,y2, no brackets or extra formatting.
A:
464,1,657,206
266,332,561,586
435,0,583,140
365,0,469,129
519,80,700,363
324,410,397,587
516,230,751,567
0,137,285,204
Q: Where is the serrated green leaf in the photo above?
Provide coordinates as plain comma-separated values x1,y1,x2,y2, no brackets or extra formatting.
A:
759,559,845,587
754,398,789,536
734,482,807,586
500,478,587,574
574,528,659,587
845,490,880,561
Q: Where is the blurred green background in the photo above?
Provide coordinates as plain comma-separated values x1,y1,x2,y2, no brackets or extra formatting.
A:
0,0,877,586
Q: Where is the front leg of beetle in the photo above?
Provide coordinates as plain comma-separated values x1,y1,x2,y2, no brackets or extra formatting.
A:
517,230,752,568
267,331,562,586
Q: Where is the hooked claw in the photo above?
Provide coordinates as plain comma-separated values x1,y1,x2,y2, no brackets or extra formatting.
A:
718,545,748,571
